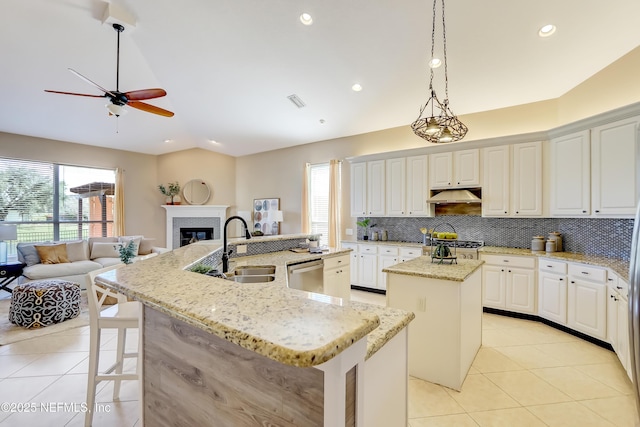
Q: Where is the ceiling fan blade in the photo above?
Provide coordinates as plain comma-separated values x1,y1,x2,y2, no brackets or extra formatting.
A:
44,90,105,98
68,68,116,98
124,88,167,101
128,101,174,117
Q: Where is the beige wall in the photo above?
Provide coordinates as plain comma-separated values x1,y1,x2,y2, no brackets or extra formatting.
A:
0,132,164,244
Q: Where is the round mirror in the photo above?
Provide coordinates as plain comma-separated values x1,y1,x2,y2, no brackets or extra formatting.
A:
183,179,210,205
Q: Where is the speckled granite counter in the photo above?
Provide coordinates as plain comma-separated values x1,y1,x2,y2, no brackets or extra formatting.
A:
342,240,423,248
382,256,484,282
96,242,413,366
480,246,630,281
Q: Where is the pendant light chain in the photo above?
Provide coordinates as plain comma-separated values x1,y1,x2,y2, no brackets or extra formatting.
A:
441,0,449,103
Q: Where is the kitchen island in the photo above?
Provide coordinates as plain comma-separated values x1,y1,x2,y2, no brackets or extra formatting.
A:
95,241,414,427
384,257,484,391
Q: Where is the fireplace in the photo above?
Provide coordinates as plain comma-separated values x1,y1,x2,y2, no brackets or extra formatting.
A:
180,227,213,247
162,205,229,249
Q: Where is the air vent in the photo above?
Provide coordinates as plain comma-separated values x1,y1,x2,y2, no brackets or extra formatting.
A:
287,94,306,108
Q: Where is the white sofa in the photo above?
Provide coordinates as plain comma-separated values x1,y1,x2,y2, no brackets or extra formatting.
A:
17,236,168,289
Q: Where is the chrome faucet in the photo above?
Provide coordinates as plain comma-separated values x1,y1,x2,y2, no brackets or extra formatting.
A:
222,215,252,273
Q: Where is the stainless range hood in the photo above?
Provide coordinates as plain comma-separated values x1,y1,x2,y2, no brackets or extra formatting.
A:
427,189,481,204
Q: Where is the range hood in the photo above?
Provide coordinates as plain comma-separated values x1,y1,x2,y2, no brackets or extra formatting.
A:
427,189,481,204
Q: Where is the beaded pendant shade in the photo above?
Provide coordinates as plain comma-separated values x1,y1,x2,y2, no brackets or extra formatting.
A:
411,0,468,143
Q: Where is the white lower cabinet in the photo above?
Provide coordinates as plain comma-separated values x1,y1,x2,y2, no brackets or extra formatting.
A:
377,246,399,291
607,273,633,380
567,264,607,340
358,253,378,289
341,242,359,286
538,259,568,324
481,254,536,314
323,254,351,300
399,247,422,263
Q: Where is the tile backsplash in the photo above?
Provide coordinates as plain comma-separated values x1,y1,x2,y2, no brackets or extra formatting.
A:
358,216,635,261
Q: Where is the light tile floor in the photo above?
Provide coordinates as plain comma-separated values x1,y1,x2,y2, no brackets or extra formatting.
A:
0,291,638,426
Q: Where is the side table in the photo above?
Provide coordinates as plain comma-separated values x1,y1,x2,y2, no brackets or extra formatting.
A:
0,261,24,294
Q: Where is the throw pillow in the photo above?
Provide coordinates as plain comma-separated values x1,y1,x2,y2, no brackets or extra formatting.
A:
35,244,71,264
118,236,142,256
65,240,89,262
138,238,156,255
17,243,47,266
90,242,122,259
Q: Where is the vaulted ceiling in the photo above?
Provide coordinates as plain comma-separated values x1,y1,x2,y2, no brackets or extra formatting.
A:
2,0,639,156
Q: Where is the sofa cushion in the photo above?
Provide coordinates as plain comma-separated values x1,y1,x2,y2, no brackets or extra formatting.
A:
90,242,121,259
66,240,89,262
17,242,51,266
22,260,103,280
93,257,123,268
35,244,70,264
88,237,118,253
138,238,156,255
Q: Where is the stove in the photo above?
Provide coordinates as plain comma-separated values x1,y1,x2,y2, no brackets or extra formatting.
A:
422,239,484,260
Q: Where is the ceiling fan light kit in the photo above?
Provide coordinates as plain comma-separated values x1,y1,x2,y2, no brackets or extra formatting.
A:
44,23,174,118
411,0,467,144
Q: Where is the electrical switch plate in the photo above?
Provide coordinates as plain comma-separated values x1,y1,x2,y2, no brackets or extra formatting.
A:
237,244,247,254
346,228,353,235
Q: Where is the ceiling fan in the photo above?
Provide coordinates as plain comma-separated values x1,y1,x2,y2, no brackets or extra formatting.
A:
45,23,174,118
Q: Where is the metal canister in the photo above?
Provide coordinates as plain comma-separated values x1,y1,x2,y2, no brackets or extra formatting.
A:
372,231,379,241
381,230,388,241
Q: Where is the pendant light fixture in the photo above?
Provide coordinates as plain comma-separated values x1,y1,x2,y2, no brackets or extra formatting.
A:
411,0,467,143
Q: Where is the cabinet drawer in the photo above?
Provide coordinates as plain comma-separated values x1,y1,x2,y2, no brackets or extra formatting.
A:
378,245,399,256
358,244,378,254
539,259,567,274
616,277,629,299
341,242,357,250
481,254,535,269
323,254,349,270
568,264,607,283
399,247,422,258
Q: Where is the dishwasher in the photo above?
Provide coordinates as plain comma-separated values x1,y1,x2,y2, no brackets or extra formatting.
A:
287,259,324,294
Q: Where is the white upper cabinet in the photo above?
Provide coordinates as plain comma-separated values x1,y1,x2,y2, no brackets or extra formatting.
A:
550,131,591,216
482,145,510,216
482,142,542,217
367,160,386,216
405,155,430,216
386,158,406,216
430,149,480,189
350,162,367,217
591,116,640,216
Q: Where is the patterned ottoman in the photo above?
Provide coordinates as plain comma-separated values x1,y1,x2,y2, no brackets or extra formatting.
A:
9,280,81,329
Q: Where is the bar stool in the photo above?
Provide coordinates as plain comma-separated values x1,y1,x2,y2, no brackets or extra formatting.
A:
85,267,142,427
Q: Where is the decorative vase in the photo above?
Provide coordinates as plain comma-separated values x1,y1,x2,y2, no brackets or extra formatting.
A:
172,195,181,205
309,241,319,248
363,234,369,240
165,196,173,205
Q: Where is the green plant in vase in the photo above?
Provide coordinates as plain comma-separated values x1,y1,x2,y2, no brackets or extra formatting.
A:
118,240,137,265
356,218,376,240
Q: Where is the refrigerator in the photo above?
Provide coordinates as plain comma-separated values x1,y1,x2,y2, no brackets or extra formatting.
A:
629,201,640,419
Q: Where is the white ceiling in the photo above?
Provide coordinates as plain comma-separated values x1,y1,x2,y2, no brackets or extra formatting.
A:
2,0,640,157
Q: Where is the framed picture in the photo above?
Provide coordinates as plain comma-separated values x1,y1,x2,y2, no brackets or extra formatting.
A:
253,198,280,235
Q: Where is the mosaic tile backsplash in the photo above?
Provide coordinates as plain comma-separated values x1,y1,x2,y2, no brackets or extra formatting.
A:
358,216,635,261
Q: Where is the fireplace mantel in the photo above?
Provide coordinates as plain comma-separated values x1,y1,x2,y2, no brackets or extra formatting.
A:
162,205,229,249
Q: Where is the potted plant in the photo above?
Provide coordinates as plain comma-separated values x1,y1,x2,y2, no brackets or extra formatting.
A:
308,234,320,248
158,181,181,205
356,218,376,240
118,240,137,265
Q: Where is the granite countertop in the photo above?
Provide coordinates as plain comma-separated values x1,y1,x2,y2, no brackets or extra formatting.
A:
480,246,631,281
341,240,423,248
95,241,413,367
382,256,484,282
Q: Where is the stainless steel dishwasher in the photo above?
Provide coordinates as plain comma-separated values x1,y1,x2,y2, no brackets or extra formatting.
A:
287,259,324,293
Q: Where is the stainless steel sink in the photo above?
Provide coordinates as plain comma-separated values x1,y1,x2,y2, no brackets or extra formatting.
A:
230,275,275,283
234,265,276,276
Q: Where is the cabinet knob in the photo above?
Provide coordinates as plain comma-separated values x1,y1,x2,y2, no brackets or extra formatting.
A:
546,265,553,268
582,210,587,213
581,271,589,275
559,278,563,281
457,182,460,185
595,210,600,213
503,260,509,263
571,281,575,284
504,211,508,214
508,270,511,273
617,286,623,290
516,211,519,214
501,269,504,272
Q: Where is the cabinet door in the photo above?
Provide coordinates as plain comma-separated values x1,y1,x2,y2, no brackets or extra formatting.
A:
512,141,542,216
406,155,431,216
538,272,567,324
568,279,607,340
591,116,640,216
350,251,359,285
607,287,618,348
324,266,351,300
616,296,630,376
506,267,536,314
429,152,453,188
367,160,386,216
358,253,378,288
350,162,367,216
482,145,510,217
550,131,591,216
378,255,399,291
386,158,406,216
454,149,480,187
482,265,506,309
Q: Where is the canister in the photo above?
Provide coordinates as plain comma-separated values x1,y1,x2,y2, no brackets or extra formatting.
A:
548,232,563,252
372,231,379,241
545,239,556,253
381,230,388,241
531,236,545,251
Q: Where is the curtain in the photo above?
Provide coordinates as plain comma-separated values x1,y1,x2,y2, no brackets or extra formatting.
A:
328,159,341,248
301,163,311,233
114,167,125,236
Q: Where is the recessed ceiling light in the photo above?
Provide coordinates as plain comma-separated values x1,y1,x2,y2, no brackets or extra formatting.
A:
164,139,173,143
208,139,219,144
319,119,325,124
538,24,556,37
429,58,442,68
300,13,313,26
352,83,363,92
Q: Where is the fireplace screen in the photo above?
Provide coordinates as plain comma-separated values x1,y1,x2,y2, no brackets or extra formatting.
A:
180,228,213,247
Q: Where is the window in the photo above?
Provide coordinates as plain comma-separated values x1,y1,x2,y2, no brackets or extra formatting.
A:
0,157,115,257
308,163,329,246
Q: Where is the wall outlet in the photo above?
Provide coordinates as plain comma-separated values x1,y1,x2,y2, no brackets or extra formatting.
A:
346,228,353,236
237,244,247,254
